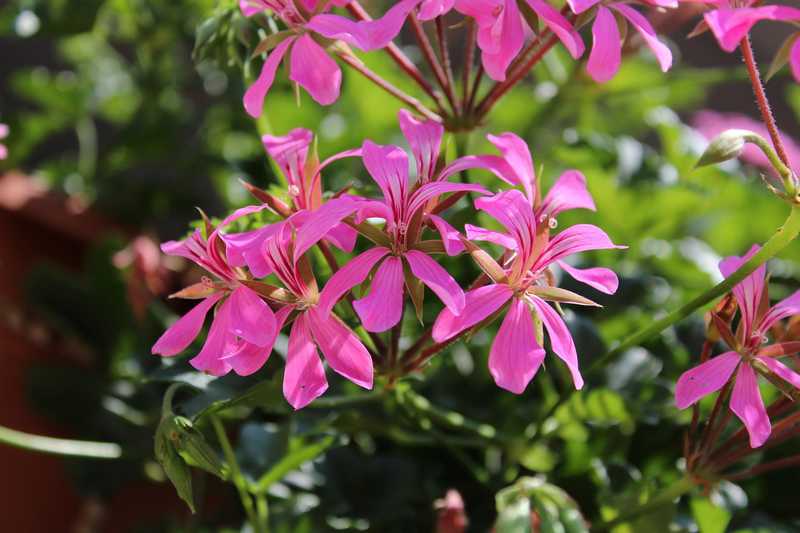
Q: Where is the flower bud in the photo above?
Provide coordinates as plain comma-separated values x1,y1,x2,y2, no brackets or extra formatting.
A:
696,129,750,168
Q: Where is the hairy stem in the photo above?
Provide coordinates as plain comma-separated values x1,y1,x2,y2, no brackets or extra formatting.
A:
0,424,122,460
409,12,458,114
435,17,460,114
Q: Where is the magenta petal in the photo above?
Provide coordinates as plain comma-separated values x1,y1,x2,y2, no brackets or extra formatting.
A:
289,34,341,106
428,214,465,256
438,154,516,185
306,0,419,51
226,306,292,376
418,0,455,20
398,109,443,184
758,289,800,334
474,0,525,81
525,0,584,59
432,284,513,342
324,222,358,253
674,351,740,409
318,247,391,317
757,355,800,391
239,0,265,16
587,6,621,83
465,224,518,250
152,292,225,356
262,127,312,186
489,298,545,394
703,7,800,53
540,170,595,217
404,250,465,315
284,313,329,410
361,140,410,225
475,190,538,261
529,296,583,389
612,4,671,72
557,261,618,295
566,0,601,14
534,223,624,271
486,132,536,203
731,363,771,448
190,297,234,376
228,286,276,347
307,307,374,389
294,197,361,261
407,182,489,218
719,245,765,338
243,37,293,118
353,255,405,332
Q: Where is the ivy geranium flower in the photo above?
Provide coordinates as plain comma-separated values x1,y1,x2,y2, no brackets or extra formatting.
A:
242,0,418,114
433,189,624,393
675,245,800,448
567,0,673,83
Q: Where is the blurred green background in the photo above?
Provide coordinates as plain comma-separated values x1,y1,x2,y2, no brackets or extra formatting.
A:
2,0,800,532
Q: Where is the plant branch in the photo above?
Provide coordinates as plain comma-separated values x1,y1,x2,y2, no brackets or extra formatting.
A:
0,424,123,460
435,17,460,115
409,12,458,114
591,476,695,532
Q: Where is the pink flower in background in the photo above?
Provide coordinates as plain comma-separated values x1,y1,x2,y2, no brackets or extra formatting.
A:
242,0,419,115
0,124,8,160
675,245,800,448
433,189,623,393
316,121,489,331
567,0,672,83
693,111,800,174
151,217,280,377
455,0,584,81
258,220,374,409
222,129,359,277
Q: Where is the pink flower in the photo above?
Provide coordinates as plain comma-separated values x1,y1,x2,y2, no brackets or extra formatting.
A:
433,188,624,394
455,0,584,81
0,123,8,160
567,0,672,83
675,245,800,448
316,112,491,332
260,220,374,409
151,218,280,377
242,0,419,115
697,1,800,58
222,129,360,277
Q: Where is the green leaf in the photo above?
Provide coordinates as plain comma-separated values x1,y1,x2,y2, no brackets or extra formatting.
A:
691,496,732,533
251,435,337,494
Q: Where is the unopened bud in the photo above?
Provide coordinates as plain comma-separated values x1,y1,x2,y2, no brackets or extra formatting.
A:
696,129,750,168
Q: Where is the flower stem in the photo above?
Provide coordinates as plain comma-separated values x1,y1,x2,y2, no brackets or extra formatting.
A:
462,19,476,106
0,424,122,460
435,17,460,115
590,475,695,532
337,52,442,122
211,416,265,533
409,12,458,114
740,34,792,168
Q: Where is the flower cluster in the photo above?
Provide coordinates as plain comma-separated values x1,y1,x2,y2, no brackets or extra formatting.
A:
152,109,623,408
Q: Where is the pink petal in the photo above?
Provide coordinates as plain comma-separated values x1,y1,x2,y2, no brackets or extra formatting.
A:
353,255,405,332
289,34,341,106
489,298,546,393
239,0,265,16
428,214,465,256
0,144,6,160
284,313,329,409
587,6,621,83
243,37,294,118
540,170,595,217
438,154,516,184
475,190,537,261
221,225,277,278
459,0,524,81
529,296,584,389
361,140,410,225
432,284,513,342
557,261,618,295
731,363,771,448
612,4,672,72
324,222,358,253
704,6,800,53
307,307,374,389
407,181,489,219
228,286,277,347
225,306,292,376
0,124,8,139
719,245,765,339
566,0,601,14
486,132,536,204
306,0,419,51
756,355,800,391
465,224,517,250
294,197,361,261
398,109,443,184
674,351,740,409
318,246,391,317
404,249,465,315
419,0,455,20
262,128,312,188
525,0,584,59
152,292,225,356
758,290,800,335
190,297,235,376
791,36,800,83
533,223,624,271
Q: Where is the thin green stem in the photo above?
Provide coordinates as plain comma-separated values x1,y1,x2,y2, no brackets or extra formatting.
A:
0,424,123,460
211,416,265,533
591,476,695,532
